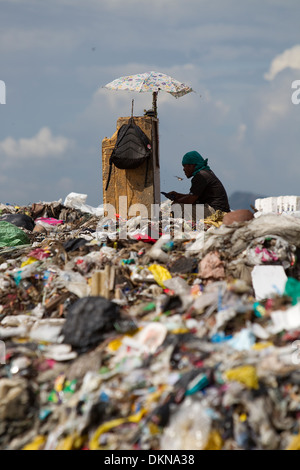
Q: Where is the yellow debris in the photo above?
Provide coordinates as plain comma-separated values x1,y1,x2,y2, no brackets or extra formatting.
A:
56,433,86,450
224,365,259,389
89,408,147,450
286,433,300,450
252,341,274,350
21,257,38,267
204,430,223,450
204,210,227,228
148,264,172,288
22,435,46,450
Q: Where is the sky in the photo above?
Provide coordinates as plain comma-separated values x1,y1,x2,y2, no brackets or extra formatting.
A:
0,0,300,209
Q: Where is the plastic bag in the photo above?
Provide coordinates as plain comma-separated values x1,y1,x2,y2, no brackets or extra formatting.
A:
57,269,90,298
64,192,104,217
0,221,30,247
148,264,172,288
160,397,211,450
148,235,171,263
0,213,35,231
61,296,122,353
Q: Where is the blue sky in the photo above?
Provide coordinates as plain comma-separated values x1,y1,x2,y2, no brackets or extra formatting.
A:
0,0,300,208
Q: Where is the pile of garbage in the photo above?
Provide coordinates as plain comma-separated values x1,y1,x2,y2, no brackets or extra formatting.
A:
2,193,300,450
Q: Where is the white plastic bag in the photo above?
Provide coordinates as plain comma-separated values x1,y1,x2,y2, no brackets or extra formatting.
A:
64,192,104,217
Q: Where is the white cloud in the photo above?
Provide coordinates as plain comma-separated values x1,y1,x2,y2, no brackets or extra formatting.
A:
264,45,300,81
252,78,294,132
0,127,73,160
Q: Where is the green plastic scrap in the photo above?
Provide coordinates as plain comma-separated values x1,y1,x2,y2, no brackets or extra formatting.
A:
284,277,300,305
0,221,30,247
142,302,156,312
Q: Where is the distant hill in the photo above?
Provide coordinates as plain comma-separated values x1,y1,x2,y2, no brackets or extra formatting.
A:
229,191,267,211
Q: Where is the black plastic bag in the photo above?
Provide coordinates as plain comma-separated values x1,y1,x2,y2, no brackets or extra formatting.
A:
0,213,35,231
61,296,121,353
63,238,88,252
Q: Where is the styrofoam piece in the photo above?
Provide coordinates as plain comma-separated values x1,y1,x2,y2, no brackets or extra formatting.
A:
251,265,287,300
255,196,300,214
254,197,277,213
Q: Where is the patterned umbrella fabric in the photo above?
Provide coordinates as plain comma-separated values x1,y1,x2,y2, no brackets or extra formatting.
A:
103,71,194,99
104,71,194,117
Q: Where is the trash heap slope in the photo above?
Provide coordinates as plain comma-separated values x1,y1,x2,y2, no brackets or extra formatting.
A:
1,200,300,450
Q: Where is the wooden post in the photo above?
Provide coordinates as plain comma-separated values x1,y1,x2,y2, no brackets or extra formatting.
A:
152,92,158,118
102,115,161,220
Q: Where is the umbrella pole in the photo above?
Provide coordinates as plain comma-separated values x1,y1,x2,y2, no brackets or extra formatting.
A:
152,91,158,117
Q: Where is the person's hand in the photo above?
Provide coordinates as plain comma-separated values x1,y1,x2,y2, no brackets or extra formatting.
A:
166,191,179,200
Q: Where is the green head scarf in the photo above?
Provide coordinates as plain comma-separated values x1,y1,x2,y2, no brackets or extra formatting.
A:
182,150,211,176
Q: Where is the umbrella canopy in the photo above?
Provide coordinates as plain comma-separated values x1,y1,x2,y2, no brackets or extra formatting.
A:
103,71,194,116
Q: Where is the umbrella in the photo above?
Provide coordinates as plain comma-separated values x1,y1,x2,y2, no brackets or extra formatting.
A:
103,71,194,117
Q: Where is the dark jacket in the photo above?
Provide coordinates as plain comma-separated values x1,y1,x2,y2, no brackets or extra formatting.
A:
189,169,230,212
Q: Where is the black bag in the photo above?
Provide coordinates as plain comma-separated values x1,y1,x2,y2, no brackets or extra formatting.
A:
61,296,121,353
0,213,35,231
105,117,152,191
60,296,137,354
